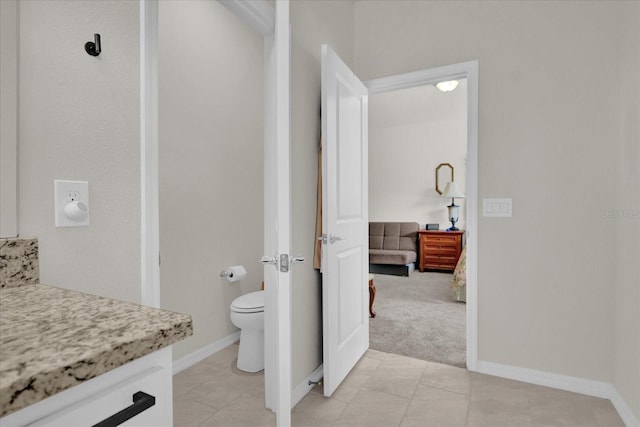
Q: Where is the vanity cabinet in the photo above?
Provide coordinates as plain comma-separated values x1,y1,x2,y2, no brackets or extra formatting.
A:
0,243,191,426
0,348,173,427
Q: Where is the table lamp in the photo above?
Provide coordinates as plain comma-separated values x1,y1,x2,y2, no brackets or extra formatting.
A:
441,181,465,231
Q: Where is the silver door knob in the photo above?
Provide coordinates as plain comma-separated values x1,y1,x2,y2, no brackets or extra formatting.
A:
329,233,346,244
290,255,305,264
260,255,277,265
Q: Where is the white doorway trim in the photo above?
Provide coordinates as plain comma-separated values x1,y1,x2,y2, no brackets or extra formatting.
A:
220,0,274,36
140,0,160,309
140,0,289,424
364,60,479,371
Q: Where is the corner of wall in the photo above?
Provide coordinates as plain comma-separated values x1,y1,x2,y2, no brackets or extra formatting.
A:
612,2,640,422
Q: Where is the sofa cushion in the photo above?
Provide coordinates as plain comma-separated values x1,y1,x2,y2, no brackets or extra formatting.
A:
369,249,417,265
369,222,385,249
399,223,419,251
369,222,419,251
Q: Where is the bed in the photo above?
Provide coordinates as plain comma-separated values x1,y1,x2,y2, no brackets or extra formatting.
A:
451,245,466,302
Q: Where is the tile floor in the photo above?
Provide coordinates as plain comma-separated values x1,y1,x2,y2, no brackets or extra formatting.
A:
173,343,625,427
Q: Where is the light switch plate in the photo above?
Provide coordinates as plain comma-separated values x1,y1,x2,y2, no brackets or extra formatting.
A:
483,198,512,217
54,180,90,227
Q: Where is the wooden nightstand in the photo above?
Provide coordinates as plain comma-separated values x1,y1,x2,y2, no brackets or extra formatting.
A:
418,230,465,272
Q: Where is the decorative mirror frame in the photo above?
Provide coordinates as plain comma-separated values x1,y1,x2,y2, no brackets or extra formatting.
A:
435,162,454,194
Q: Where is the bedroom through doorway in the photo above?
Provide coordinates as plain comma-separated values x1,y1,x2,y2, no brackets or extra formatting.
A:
367,77,469,369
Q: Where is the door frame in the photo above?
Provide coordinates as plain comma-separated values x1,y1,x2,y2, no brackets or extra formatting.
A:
139,0,290,422
140,0,160,310
364,60,479,370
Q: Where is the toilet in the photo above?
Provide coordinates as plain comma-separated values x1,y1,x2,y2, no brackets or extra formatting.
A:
230,290,265,372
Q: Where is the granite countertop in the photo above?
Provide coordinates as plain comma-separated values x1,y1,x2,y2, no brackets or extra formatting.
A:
0,284,193,418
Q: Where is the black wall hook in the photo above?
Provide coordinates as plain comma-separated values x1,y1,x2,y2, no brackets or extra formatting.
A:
85,33,101,56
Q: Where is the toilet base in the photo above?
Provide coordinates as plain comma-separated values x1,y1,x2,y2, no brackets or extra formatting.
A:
237,328,264,373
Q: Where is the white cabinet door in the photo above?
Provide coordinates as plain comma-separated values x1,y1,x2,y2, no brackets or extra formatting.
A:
0,348,173,427
28,367,171,427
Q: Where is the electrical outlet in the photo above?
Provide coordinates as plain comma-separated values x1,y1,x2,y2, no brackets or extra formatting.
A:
55,180,90,227
67,191,81,202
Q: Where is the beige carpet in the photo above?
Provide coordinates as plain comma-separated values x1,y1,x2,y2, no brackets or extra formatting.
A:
369,271,466,368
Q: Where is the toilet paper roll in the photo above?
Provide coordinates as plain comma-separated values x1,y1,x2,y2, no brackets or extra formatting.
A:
225,265,247,282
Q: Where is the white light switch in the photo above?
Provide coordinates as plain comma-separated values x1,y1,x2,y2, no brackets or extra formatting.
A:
54,180,90,227
483,198,512,217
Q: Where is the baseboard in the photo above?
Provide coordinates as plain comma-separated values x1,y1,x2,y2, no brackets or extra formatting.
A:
172,332,240,375
291,364,323,408
476,360,639,427
476,360,612,398
610,388,640,427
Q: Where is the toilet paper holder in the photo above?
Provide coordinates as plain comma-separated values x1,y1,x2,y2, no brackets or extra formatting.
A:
219,265,247,282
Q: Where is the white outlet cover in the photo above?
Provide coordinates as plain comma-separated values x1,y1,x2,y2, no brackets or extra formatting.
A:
54,180,90,227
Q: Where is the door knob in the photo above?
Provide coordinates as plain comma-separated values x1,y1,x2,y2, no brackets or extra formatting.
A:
260,255,277,265
290,255,305,264
329,234,346,244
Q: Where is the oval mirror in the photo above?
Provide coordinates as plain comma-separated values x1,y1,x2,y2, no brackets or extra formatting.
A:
435,162,454,195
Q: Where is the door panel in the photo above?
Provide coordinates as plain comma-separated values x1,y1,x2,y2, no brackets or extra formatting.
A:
321,44,369,397
337,80,364,219
338,247,364,343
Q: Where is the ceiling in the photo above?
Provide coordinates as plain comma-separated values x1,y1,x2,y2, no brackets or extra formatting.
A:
369,78,467,128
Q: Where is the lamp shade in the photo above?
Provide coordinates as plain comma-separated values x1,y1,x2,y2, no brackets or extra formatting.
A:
441,181,465,199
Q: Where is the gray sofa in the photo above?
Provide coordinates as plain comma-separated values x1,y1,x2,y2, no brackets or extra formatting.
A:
369,222,419,276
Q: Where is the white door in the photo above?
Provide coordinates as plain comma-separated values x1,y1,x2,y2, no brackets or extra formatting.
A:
321,44,369,397
263,2,293,426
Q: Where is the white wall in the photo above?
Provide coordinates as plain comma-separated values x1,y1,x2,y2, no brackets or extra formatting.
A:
613,2,640,417
158,0,264,359
18,0,141,303
290,0,354,388
0,0,18,238
354,1,639,420
369,81,467,229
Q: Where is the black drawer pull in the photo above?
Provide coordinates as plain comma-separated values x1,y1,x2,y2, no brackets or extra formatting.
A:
92,391,156,427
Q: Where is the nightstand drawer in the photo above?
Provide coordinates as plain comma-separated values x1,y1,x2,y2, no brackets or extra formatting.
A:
422,243,458,254
424,260,457,270
423,235,459,246
424,255,457,265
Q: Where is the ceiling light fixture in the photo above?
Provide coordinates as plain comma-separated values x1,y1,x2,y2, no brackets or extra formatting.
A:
435,80,459,92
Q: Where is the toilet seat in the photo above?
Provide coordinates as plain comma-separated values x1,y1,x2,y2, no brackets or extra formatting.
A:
231,290,264,313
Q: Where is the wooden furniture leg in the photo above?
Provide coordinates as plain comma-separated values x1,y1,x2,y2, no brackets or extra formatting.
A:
368,276,376,318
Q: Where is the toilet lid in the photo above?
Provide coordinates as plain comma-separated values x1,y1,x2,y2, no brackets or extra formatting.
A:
231,290,264,313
